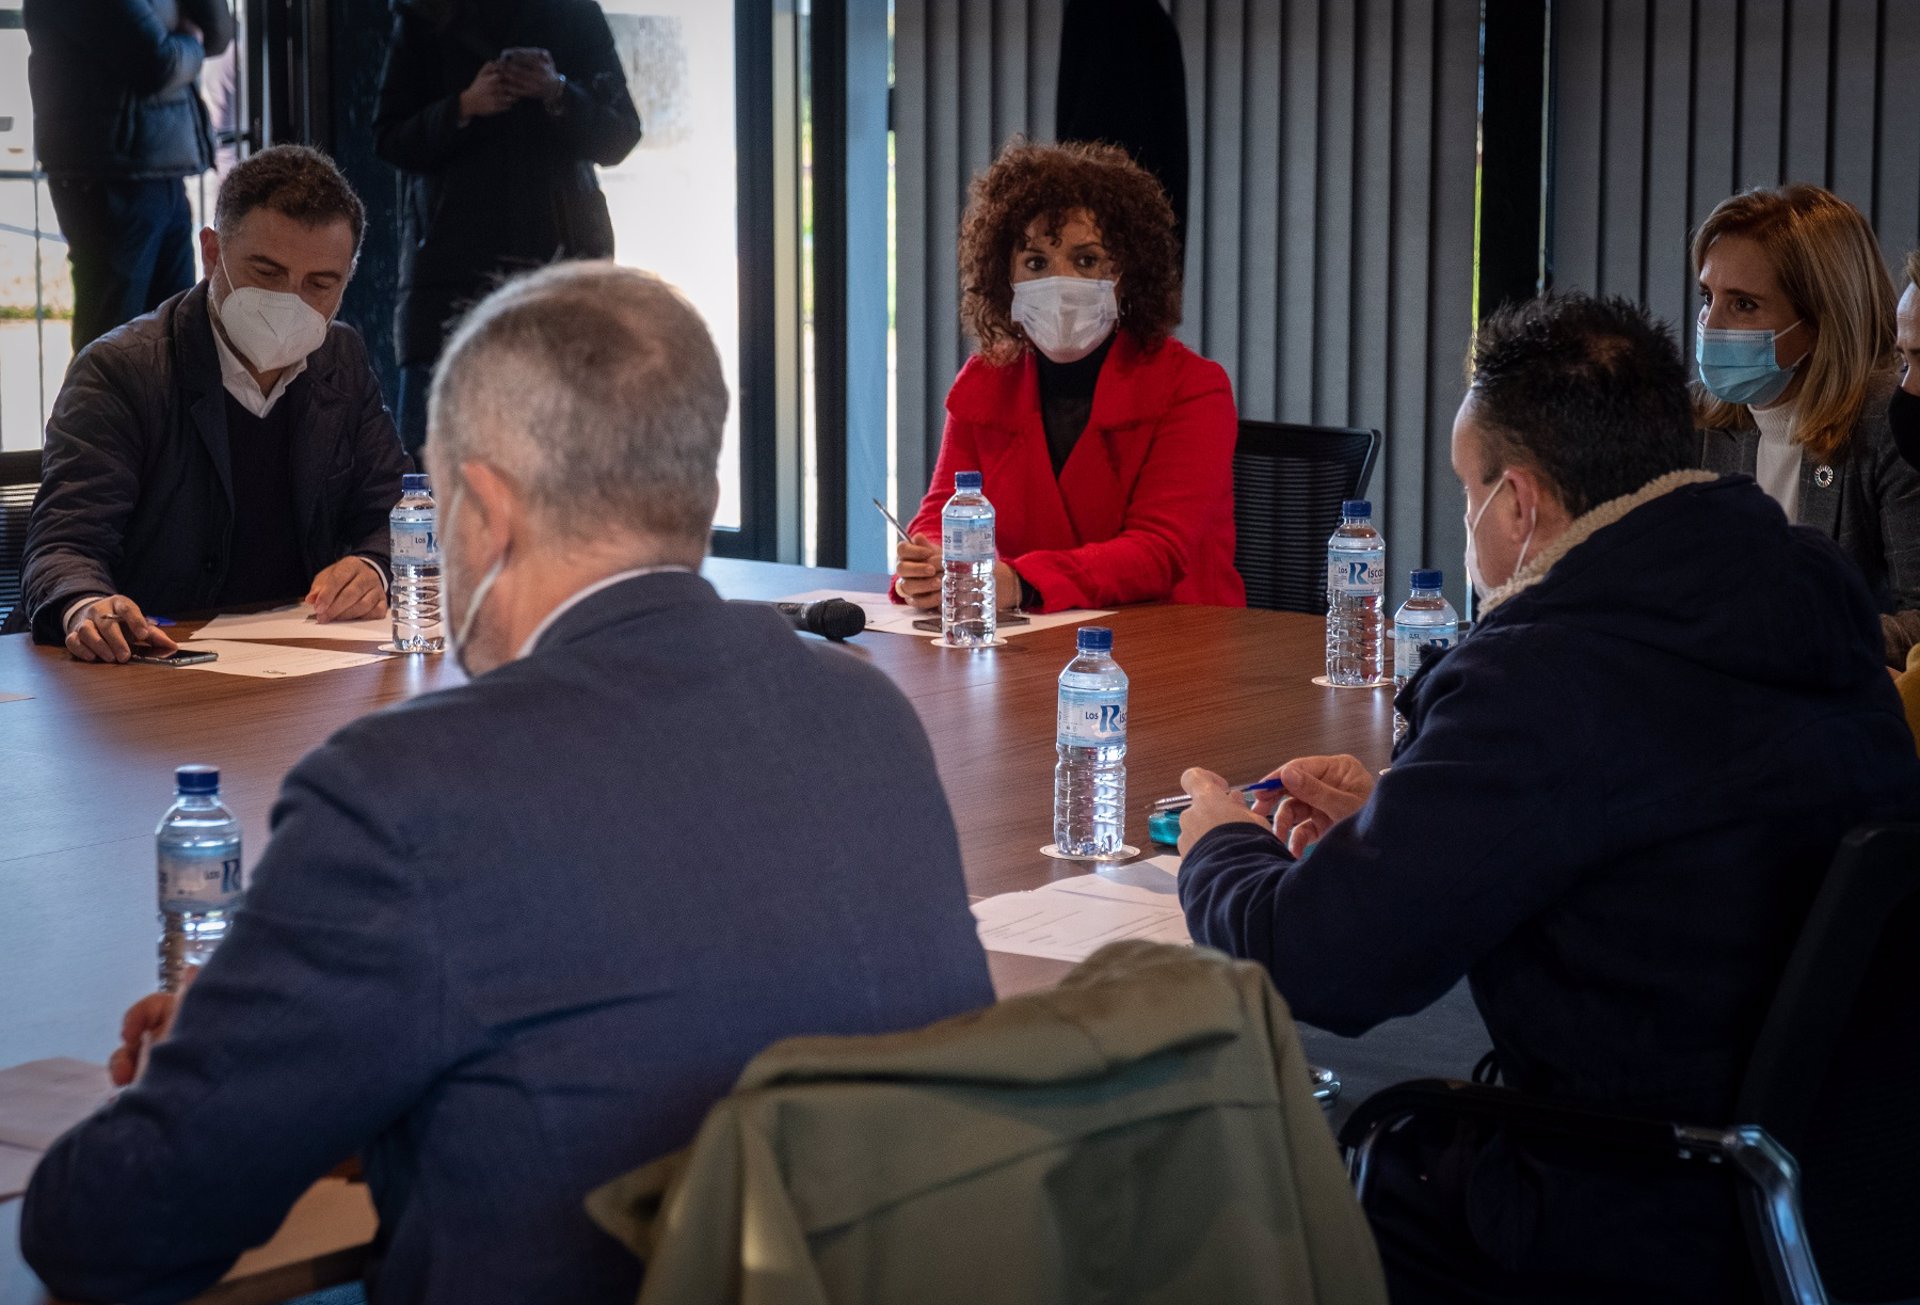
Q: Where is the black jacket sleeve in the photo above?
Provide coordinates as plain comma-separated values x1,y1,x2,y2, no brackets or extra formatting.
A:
550,5,641,167
373,14,469,174
1177,628,1600,1036
66,0,209,97
21,344,152,643
337,334,410,569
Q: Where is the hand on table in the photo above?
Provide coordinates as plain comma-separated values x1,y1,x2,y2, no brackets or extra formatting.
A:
108,985,184,1087
65,595,177,663
458,62,517,122
306,559,387,622
1175,767,1271,856
892,534,1023,610
1271,754,1375,857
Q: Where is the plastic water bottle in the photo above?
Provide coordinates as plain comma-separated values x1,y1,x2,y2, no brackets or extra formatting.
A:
156,765,243,992
1054,626,1128,856
1392,568,1459,745
390,473,443,653
941,470,997,646
1325,499,1386,686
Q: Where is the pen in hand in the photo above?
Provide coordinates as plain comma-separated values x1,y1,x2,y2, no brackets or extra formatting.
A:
871,497,912,544
1150,777,1285,814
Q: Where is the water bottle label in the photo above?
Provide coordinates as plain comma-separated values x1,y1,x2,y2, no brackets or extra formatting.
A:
1395,631,1455,678
1057,688,1127,746
392,525,438,565
158,847,244,913
1328,554,1384,596
943,520,995,562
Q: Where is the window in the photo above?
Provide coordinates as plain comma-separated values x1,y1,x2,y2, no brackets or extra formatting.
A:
595,0,743,529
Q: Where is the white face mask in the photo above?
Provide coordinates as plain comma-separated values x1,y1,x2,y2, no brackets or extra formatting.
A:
1011,276,1118,363
442,483,508,678
214,255,332,373
1462,475,1536,603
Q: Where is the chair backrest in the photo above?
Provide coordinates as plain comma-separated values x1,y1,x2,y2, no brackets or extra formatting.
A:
0,450,42,631
1735,822,1920,1305
1232,421,1381,614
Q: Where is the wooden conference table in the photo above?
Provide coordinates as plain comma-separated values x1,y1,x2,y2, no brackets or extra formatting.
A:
0,558,1486,1301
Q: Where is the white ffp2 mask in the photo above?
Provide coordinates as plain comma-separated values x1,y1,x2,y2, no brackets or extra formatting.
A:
214,258,332,373
1011,276,1118,363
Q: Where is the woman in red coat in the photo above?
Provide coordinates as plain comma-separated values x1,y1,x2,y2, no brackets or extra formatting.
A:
893,140,1246,613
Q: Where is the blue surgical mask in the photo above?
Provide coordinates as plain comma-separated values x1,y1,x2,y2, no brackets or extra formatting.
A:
1696,319,1807,407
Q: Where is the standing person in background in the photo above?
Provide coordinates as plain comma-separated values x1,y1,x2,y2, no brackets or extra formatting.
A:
1056,0,1190,260
893,139,1244,615
375,0,643,455
1694,183,1920,666
24,0,236,351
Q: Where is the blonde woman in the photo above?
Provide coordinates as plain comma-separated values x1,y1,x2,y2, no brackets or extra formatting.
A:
1694,184,1920,664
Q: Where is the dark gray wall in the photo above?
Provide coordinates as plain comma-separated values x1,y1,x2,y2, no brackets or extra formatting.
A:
1549,0,1920,356
894,0,1483,606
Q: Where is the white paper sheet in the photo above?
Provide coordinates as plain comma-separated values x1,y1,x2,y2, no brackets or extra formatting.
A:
774,590,1114,640
186,604,393,644
0,1143,39,1201
176,639,387,679
971,865,1192,963
0,1059,112,1154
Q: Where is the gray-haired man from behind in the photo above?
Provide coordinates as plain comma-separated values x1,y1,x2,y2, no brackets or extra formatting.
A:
23,263,995,1305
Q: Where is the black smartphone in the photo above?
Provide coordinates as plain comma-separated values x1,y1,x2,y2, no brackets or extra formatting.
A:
130,649,219,666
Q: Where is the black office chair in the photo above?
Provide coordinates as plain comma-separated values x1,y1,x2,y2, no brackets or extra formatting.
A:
0,449,41,632
1232,420,1381,613
1338,822,1920,1305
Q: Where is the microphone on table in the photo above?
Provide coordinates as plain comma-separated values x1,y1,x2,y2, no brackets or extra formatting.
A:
771,598,867,642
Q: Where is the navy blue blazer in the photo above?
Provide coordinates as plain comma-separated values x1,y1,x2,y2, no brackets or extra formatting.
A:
22,572,995,1304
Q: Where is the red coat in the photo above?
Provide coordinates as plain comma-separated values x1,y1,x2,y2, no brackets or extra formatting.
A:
903,331,1246,612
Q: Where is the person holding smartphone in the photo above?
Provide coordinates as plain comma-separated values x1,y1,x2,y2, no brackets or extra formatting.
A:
375,0,644,454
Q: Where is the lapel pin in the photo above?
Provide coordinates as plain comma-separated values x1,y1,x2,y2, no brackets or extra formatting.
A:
1813,464,1834,489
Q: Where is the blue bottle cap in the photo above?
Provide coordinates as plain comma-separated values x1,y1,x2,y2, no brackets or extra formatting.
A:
954,471,983,492
1342,499,1372,518
1077,626,1113,652
175,764,220,794
1411,568,1443,590
401,473,431,494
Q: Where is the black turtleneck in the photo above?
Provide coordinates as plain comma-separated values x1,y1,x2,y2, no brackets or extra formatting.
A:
1036,333,1115,478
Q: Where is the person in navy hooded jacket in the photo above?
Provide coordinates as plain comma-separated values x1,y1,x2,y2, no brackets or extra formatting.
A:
1175,293,1920,1305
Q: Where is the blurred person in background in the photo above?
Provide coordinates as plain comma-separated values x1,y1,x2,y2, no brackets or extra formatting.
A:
1694,183,1920,667
24,0,236,351
375,0,643,454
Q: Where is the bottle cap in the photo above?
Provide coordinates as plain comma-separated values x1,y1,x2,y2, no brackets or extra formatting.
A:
1342,499,1371,518
1411,568,1443,590
1076,626,1113,653
175,764,220,795
401,473,431,494
954,471,983,492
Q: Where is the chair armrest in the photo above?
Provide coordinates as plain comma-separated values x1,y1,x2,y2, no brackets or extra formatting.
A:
1336,1078,1685,1154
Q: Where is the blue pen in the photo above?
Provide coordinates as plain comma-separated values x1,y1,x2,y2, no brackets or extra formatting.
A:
149,617,176,628
1150,777,1284,813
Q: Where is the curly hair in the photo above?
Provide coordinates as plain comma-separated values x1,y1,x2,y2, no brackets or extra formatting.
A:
958,138,1182,363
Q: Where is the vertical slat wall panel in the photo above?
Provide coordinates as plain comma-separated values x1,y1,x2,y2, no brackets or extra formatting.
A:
895,0,1483,602
1551,0,1920,363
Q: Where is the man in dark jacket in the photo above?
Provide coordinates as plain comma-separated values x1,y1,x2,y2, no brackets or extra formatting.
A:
375,0,643,451
22,262,995,1305
24,0,236,350
1176,294,1920,1303
12,145,409,660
